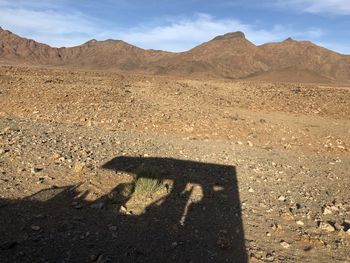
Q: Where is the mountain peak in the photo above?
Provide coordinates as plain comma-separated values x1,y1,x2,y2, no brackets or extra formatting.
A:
212,31,246,41
0,27,12,34
284,37,294,42
84,39,98,45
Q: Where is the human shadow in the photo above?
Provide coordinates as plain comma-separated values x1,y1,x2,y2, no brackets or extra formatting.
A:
0,156,246,262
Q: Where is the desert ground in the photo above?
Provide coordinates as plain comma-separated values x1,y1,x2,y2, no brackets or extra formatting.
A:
0,65,349,262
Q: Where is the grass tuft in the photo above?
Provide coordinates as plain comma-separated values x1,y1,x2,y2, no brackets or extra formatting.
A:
133,168,163,196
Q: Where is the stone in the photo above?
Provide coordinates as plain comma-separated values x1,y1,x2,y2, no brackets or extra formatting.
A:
280,241,290,248
296,220,304,226
96,254,107,263
271,223,282,230
50,153,61,160
266,253,275,262
322,206,332,215
109,225,117,231
31,167,43,174
72,162,85,173
278,196,286,202
90,202,104,209
31,225,41,231
334,222,343,231
319,222,335,232
119,205,127,213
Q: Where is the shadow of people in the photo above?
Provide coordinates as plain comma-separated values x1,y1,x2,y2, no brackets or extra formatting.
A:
0,156,247,262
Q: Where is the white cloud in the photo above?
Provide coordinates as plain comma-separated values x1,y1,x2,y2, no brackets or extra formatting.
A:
272,0,350,15
0,6,100,47
112,14,325,51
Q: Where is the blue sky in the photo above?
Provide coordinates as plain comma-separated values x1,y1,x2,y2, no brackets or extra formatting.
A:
0,0,349,54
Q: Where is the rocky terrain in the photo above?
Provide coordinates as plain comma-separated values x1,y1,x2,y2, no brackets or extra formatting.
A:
0,65,349,262
1,27,350,83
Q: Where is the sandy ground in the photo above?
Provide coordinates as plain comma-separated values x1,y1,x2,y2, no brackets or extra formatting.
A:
0,66,349,262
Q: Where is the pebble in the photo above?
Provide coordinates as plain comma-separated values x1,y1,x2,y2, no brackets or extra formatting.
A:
271,223,282,230
278,195,286,202
280,241,291,248
119,205,127,213
296,220,304,226
322,206,332,215
109,225,117,231
31,167,43,174
334,222,343,231
90,202,105,209
96,254,107,263
319,222,335,232
266,253,275,262
50,153,61,160
31,225,41,231
72,162,86,173
73,203,83,209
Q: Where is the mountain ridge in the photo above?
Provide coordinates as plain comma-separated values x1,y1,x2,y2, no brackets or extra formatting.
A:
1,27,349,83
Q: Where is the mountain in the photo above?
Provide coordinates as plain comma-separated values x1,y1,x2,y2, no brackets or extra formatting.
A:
0,27,62,65
1,27,350,83
257,39,350,82
0,27,172,70
154,32,350,82
153,32,268,78
58,39,173,71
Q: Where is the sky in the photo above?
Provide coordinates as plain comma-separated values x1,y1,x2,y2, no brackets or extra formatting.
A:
0,0,349,54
